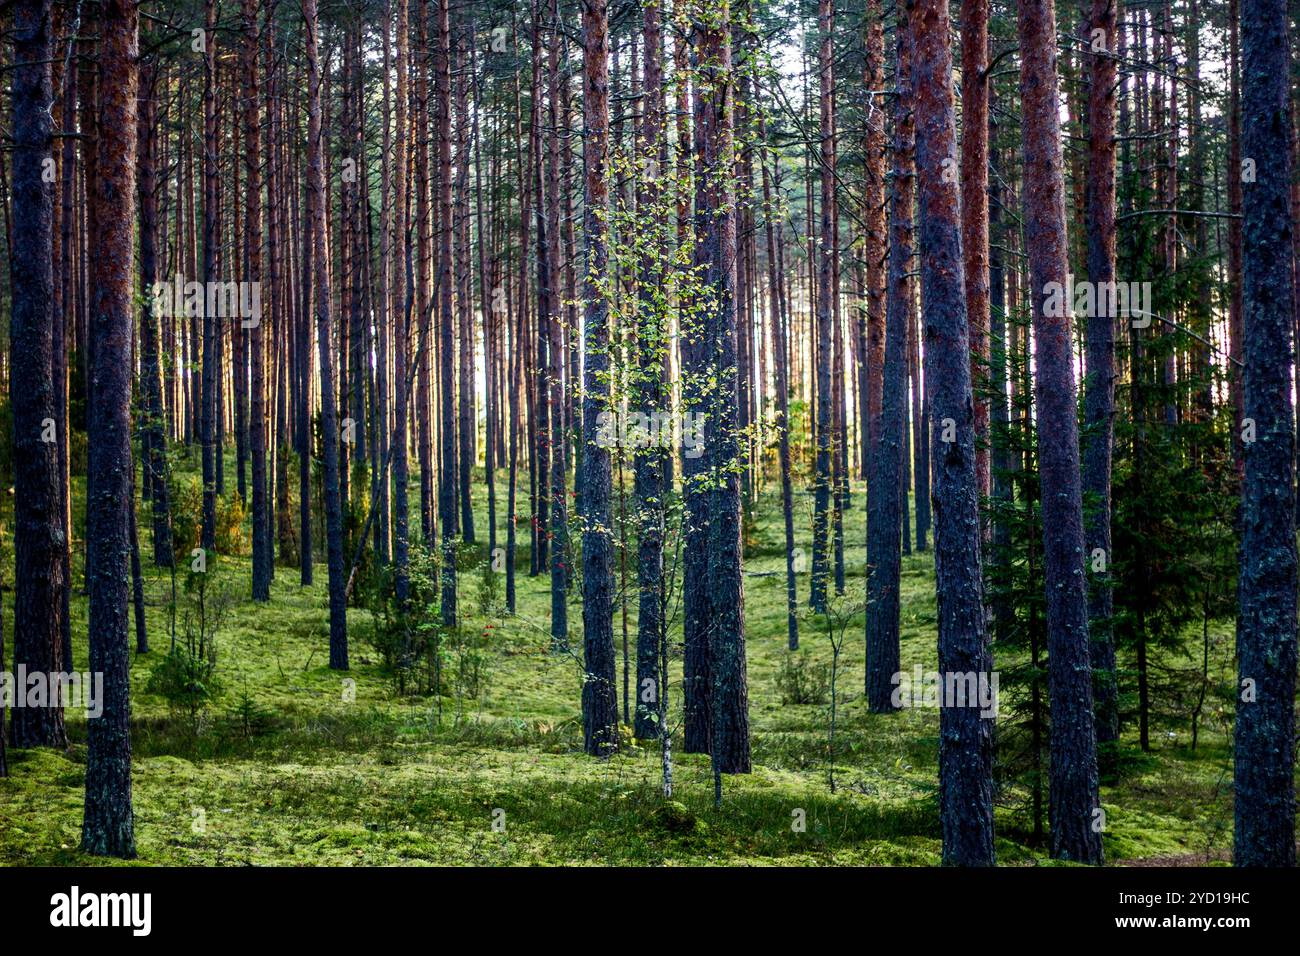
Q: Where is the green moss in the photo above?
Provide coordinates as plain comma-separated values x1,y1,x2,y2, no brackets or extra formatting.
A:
0,449,1252,865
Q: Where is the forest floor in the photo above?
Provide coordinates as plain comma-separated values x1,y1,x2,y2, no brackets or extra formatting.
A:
0,448,1241,866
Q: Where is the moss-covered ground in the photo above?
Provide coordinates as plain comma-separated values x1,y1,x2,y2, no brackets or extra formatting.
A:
0,448,1242,866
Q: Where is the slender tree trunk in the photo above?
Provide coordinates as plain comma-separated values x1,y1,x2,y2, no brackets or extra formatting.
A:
305,0,347,669
695,0,750,779
960,0,990,504
244,0,269,601
633,0,667,740
760,101,798,651
393,0,411,606
200,0,218,552
1017,0,1104,864
1082,0,1119,757
865,10,911,713
809,0,835,613
437,0,459,628
138,60,173,571
580,0,618,757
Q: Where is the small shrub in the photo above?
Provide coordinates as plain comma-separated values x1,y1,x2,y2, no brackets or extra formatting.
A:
776,650,830,706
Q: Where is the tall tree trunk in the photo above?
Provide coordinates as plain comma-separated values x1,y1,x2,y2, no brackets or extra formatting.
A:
244,0,269,601
1234,0,1298,867
82,0,138,859
1082,0,1119,758
305,0,347,669
809,0,835,613
580,0,618,757
760,100,798,650
908,0,994,867
960,0,990,504
695,0,750,780
545,0,568,651
138,60,173,571
393,0,412,607
1017,0,1104,865
437,0,459,628
200,0,218,552
9,0,68,749
634,0,667,739
866,9,911,714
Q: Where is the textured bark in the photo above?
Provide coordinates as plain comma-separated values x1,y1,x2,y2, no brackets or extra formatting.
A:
809,0,835,613
1017,0,1104,864
865,12,911,714
137,60,173,571
200,0,218,553
680,9,711,755
10,0,68,749
530,0,550,578
544,0,568,651
580,0,618,757
1082,0,1119,754
862,0,886,471
1227,0,1244,470
437,0,459,628
305,0,347,669
375,4,392,563
695,0,749,777
417,0,435,547
634,0,667,739
960,0,990,503
1234,0,1298,867
393,0,411,607
907,0,994,866
759,102,797,650
82,0,138,858
909,284,929,551
456,18,476,546
243,0,269,601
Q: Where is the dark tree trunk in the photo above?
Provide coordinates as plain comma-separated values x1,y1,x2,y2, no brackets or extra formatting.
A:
580,0,618,757
809,0,835,614
244,0,269,601
137,59,173,571
1082,0,1119,757
82,0,138,859
9,0,68,750
633,0,666,740
1017,0,1104,865
759,102,797,651
680,18,711,755
696,0,750,778
305,0,347,669
960,0,990,504
200,0,218,553
1234,0,1298,868
392,0,411,607
544,0,568,650
865,11,911,714
437,0,459,628
907,0,994,866
456,17,476,546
